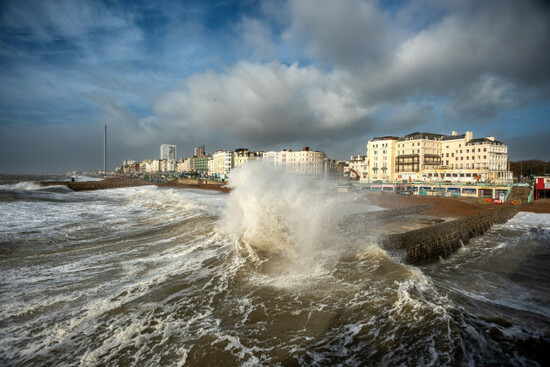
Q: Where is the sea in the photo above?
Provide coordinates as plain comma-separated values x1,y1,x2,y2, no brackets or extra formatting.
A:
0,167,549,367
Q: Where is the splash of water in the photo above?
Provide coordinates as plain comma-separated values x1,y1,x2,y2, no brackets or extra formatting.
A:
220,162,381,276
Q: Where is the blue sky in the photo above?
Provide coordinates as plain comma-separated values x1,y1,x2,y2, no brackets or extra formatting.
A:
1,0,549,173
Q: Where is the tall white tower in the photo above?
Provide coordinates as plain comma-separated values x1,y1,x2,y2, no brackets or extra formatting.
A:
160,144,176,160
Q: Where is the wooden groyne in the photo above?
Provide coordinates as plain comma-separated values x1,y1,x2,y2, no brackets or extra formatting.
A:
384,206,520,264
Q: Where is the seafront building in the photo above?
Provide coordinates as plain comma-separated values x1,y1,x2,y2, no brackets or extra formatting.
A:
366,136,399,182
212,150,233,179
349,155,367,180
160,144,176,161
233,149,263,168
362,131,512,184
262,147,329,175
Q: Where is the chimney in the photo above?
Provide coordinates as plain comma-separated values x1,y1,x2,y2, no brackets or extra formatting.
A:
487,137,495,141
465,131,473,142
451,131,457,136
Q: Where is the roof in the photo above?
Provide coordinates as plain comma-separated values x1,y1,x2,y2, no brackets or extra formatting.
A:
399,132,445,141
372,136,399,141
442,134,466,141
467,138,504,145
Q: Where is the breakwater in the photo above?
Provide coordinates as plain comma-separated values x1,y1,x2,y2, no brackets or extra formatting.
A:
40,179,153,191
384,206,520,264
40,178,230,192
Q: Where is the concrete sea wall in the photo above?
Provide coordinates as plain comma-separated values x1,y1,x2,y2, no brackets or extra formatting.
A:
384,206,520,264
41,179,153,191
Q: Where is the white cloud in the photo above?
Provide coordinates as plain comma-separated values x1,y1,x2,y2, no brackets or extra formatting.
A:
153,61,373,146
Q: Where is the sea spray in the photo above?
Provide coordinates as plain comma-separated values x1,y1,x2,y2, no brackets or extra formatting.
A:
220,162,382,275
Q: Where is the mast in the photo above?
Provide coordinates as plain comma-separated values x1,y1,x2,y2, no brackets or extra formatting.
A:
104,124,107,174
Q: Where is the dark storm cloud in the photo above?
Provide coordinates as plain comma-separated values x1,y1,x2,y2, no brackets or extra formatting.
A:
506,131,550,161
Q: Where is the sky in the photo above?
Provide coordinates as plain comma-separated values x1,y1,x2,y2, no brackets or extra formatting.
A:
1,0,549,174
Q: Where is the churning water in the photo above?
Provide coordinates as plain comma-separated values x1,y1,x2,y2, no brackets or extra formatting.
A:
0,169,548,366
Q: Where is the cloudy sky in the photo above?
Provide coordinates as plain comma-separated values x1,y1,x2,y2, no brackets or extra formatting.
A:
1,0,549,173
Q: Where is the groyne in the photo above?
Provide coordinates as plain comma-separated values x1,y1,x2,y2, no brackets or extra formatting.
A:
383,206,520,264
40,179,154,191
40,178,230,192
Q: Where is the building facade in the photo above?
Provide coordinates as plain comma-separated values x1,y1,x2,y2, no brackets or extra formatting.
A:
160,144,176,160
363,131,512,183
212,150,233,178
365,136,399,182
349,155,367,179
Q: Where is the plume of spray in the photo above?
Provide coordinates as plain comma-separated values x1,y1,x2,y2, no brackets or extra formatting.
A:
220,161,381,276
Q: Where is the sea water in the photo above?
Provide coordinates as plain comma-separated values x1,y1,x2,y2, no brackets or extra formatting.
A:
0,169,548,366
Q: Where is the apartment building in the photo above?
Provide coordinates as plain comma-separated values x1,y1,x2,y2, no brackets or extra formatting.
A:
212,150,233,178
349,155,367,179
194,145,205,157
395,132,443,181
160,144,176,160
177,158,191,173
286,147,327,175
233,149,264,168
190,155,211,176
440,131,511,183
262,147,328,175
365,136,399,181
363,131,512,183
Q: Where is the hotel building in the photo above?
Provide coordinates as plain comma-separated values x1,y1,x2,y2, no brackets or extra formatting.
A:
363,131,512,184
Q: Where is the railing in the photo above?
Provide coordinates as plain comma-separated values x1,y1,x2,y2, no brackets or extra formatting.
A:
504,184,513,202
353,181,510,187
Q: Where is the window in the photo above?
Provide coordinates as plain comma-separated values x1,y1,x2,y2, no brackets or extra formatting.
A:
483,156,486,159
484,148,487,152
446,160,449,165
466,149,469,153
446,153,449,157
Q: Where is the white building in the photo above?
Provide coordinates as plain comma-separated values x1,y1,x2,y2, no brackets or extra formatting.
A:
364,131,512,183
261,147,327,175
177,158,191,173
349,155,367,180
212,150,233,178
160,144,177,160
366,136,399,182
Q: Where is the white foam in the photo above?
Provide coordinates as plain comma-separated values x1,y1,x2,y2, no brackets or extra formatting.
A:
220,162,381,269
507,211,550,228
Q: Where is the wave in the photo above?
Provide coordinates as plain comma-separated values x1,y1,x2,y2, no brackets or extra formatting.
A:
221,163,382,261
